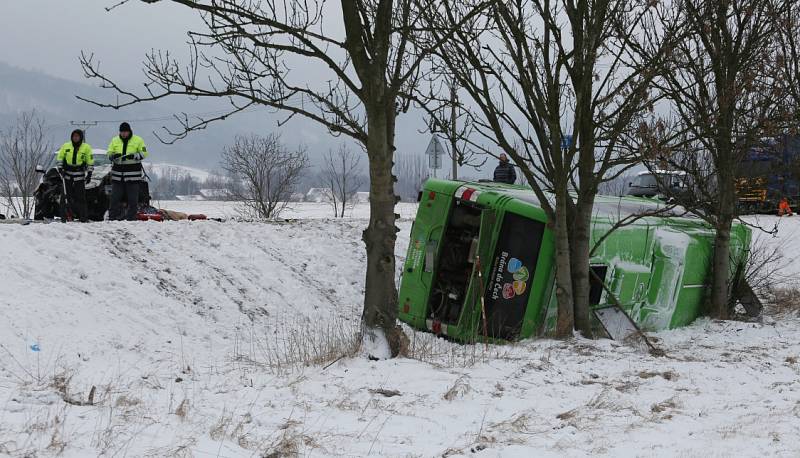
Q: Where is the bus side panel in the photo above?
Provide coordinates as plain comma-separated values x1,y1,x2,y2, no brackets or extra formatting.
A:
490,200,553,340
519,225,556,339
481,212,546,340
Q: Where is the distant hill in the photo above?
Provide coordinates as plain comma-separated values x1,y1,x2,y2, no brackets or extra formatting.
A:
0,62,319,169
0,61,435,180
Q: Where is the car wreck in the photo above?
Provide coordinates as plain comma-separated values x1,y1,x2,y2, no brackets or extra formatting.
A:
398,179,753,342
33,149,150,221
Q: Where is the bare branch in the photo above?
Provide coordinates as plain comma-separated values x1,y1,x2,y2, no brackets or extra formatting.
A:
221,133,308,219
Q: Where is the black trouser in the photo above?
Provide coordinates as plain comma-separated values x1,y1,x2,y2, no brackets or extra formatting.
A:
61,179,88,222
109,180,140,221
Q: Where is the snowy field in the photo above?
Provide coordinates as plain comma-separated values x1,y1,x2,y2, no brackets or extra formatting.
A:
0,199,421,221
149,200,421,220
0,204,799,457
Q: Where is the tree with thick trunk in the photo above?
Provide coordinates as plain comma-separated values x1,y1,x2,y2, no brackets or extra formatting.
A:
774,0,800,124
419,0,676,337
649,0,785,318
81,0,487,357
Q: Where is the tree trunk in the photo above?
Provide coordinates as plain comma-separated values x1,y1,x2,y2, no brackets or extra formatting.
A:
710,221,732,318
553,183,575,337
570,196,595,337
710,175,735,319
450,84,458,180
361,101,402,358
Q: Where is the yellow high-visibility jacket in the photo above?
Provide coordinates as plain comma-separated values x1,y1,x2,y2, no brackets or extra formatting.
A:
56,142,94,180
107,135,149,182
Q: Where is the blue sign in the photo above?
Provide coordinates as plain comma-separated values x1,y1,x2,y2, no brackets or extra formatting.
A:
560,135,574,150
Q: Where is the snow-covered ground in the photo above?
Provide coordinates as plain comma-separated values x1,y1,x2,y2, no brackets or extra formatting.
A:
150,200,421,220
0,208,799,457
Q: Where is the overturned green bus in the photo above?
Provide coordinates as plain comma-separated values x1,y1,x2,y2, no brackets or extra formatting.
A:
397,179,751,342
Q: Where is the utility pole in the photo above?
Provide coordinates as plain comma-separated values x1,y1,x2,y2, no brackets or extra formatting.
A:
450,84,458,180
69,121,99,142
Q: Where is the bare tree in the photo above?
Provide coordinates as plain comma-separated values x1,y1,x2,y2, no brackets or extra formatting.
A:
775,0,800,125
202,170,235,200
420,0,677,336
221,134,308,219
0,110,51,219
321,145,365,218
645,0,786,318
79,0,488,358
146,165,202,199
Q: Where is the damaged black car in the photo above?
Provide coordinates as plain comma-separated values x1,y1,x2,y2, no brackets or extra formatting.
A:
34,149,150,221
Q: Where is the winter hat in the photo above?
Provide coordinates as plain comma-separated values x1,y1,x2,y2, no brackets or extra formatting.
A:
70,129,84,144
119,122,132,133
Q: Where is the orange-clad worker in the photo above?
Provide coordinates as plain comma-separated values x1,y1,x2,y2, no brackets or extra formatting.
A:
778,197,794,217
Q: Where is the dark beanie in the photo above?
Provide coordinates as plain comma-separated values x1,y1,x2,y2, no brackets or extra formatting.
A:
119,122,132,133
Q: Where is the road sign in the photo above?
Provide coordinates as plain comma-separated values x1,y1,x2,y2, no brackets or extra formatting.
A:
425,136,445,170
560,134,574,150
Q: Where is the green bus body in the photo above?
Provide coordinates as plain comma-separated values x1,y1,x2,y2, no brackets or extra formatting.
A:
398,179,751,342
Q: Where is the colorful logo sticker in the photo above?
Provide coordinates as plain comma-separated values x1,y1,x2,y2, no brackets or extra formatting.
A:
513,280,527,295
513,266,529,282
502,283,515,299
508,258,522,273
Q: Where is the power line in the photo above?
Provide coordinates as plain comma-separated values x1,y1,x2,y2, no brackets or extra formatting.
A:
70,120,99,129
69,120,100,143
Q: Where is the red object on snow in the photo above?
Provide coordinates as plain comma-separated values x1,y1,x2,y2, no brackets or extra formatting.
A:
188,214,207,221
136,212,163,222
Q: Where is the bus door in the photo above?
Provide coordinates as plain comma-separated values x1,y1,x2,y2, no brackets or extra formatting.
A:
426,200,494,335
457,208,497,338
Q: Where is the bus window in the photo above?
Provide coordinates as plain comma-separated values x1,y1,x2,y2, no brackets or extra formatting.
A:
589,265,609,306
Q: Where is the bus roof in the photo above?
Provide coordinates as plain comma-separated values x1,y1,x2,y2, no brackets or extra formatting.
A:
425,179,696,219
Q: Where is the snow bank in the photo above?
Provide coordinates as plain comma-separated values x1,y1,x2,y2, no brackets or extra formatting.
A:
0,212,799,456
0,220,380,386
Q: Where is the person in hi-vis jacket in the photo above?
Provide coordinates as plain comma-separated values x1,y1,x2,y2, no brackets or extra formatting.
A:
56,129,94,222
107,122,149,221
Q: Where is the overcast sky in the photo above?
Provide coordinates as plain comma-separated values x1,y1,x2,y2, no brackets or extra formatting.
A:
1,1,199,84
0,1,476,175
